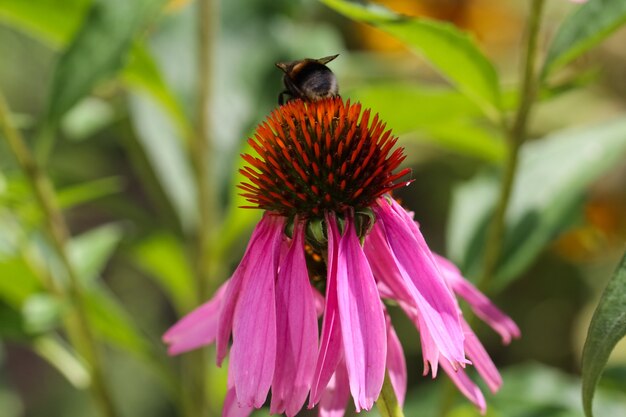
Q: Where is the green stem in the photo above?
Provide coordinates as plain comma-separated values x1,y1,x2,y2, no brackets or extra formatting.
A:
478,0,546,292
183,0,220,416
438,2,546,416
377,372,405,417
0,92,119,417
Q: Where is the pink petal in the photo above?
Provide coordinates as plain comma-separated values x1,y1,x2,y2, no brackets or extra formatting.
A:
365,224,414,306
462,320,502,393
366,224,440,375
309,213,344,407
434,254,521,344
397,302,440,377
270,223,319,417
385,314,407,406
222,386,254,417
440,359,486,414
313,287,325,317
336,214,386,412
319,359,350,417
373,199,466,368
217,216,276,365
163,281,228,355
230,215,284,408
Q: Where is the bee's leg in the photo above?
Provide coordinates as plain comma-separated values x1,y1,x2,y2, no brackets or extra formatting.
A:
278,91,291,105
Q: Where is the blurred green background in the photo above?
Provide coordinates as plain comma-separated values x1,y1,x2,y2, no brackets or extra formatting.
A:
1,0,625,416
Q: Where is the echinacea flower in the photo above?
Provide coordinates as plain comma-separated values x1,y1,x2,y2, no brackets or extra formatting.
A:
163,98,520,416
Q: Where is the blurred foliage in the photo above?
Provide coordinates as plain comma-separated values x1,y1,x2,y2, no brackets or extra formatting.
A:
0,0,625,417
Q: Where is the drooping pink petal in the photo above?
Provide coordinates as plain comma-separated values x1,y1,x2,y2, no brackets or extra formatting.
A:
217,216,276,365
319,359,350,417
270,223,318,417
223,386,254,417
373,199,466,368
365,224,414,306
462,320,502,393
440,359,486,414
223,361,254,417
434,254,520,344
385,314,407,406
336,214,386,412
309,213,343,407
396,301,440,377
367,224,441,376
163,281,228,355
230,215,284,408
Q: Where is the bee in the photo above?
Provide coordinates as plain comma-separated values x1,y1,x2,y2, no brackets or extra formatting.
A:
275,54,340,105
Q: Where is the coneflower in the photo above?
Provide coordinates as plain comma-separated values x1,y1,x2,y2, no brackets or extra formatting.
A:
163,97,519,416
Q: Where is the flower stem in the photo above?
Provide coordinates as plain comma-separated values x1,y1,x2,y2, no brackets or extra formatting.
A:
184,0,220,416
0,92,118,417
377,372,405,417
478,0,546,292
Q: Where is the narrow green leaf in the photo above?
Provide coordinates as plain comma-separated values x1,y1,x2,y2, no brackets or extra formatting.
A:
128,91,198,231
0,257,42,308
61,97,116,141
22,293,64,334
0,303,29,341
57,177,123,209
348,83,483,133
45,0,165,124
69,223,124,287
543,0,626,78
447,118,626,286
348,83,505,161
320,0,502,118
32,335,90,388
0,0,90,46
213,141,261,262
132,234,195,313
84,289,151,359
122,44,192,145
582,252,626,417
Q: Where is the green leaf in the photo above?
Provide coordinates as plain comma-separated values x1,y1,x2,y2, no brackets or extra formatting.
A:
582,252,626,417
447,118,626,287
22,293,64,334
57,177,123,209
84,289,151,360
0,302,29,341
0,0,90,47
128,91,197,231
402,121,505,162
0,257,42,308
491,364,626,417
348,83,505,161
69,223,124,287
61,97,116,141
132,234,195,313
32,335,90,388
543,0,626,78
213,141,261,262
45,0,165,125
320,0,502,118
122,44,192,145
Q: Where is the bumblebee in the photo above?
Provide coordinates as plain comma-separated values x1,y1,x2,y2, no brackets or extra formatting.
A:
275,54,340,105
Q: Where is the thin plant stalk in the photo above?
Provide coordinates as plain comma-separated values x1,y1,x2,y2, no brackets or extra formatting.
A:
183,0,220,416
0,92,119,417
478,0,546,292
438,1,546,415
